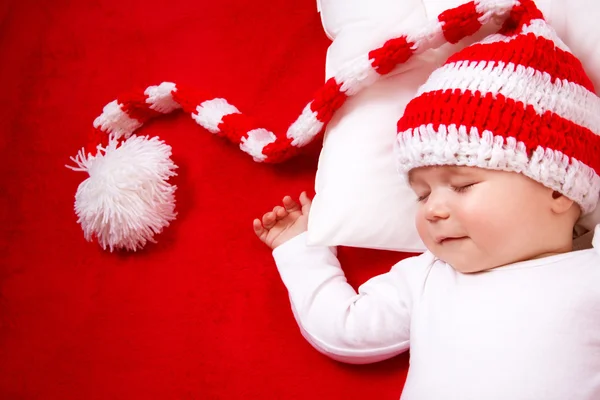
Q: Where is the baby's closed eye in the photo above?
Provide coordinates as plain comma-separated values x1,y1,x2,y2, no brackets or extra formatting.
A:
451,183,477,193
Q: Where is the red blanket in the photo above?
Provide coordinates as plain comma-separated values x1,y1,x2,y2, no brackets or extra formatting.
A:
0,1,411,398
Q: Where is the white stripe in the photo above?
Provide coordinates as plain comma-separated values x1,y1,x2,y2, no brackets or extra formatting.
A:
407,20,445,54
145,82,181,113
417,60,600,135
338,54,380,96
395,124,600,214
287,103,324,147
520,19,570,51
475,0,519,25
192,98,240,133
240,128,277,162
407,0,517,54
479,19,571,53
93,100,142,139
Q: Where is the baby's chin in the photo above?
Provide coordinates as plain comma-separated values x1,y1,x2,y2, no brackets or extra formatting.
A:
449,261,495,274
430,240,497,273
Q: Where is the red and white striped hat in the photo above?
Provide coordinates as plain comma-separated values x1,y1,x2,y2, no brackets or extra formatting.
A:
70,0,599,251
395,0,600,214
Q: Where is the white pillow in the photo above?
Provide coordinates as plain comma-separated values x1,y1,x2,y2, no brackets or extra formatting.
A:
307,0,600,251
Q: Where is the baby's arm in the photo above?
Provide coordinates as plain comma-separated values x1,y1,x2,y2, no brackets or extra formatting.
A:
272,233,432,364
254,193,431,364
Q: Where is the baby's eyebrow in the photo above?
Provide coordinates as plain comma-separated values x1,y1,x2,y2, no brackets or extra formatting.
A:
408,166,480,186
445,166,478,178
449,170,470,178
407,172,419,186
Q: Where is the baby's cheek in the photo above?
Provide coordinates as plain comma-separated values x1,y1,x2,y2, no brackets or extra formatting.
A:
461,190,507,225
414,213,431,244
460,210,503,249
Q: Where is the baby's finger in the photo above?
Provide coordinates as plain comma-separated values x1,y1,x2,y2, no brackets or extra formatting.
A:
273,206,287,219
283,195,301,212
262,212,277,229
299,191,312,214
253,218,266,237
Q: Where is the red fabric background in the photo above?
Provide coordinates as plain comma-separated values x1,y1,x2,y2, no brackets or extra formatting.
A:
0,1,412,398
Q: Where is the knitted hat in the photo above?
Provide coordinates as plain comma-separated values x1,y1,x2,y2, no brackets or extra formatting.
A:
395,0,600,215
69,0,599,251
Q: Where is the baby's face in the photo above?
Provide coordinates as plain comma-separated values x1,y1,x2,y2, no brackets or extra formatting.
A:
409,166,558,273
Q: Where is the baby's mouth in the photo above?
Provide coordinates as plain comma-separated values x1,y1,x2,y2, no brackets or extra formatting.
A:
438,236,468,244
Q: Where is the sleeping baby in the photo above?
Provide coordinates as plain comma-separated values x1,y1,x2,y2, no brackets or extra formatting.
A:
253,0,600,398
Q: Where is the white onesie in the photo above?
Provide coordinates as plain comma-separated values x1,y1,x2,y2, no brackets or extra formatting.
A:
272,226,600,399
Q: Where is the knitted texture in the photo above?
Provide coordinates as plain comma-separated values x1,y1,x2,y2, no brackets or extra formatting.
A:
71,0,600,250
81,0,526,165
395,0,600,214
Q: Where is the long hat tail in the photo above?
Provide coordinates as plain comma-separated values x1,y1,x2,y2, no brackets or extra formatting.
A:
68,0,535,251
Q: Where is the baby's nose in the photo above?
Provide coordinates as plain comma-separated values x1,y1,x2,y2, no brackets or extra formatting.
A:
424,192,450,221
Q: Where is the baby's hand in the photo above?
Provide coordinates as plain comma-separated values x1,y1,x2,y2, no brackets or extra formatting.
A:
253,192,311,249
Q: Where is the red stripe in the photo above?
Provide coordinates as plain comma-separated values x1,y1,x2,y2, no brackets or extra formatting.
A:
117,92,162,123
397,89,600,174
500,0,544,36
439,1,482,44
368,36,414,75
262,136,299,163
219,113,255,143
445,33,595,93
171,85,206,114
218,114,299,163
310,77,347,123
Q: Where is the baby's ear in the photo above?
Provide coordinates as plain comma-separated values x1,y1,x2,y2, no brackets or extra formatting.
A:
550,191,578,215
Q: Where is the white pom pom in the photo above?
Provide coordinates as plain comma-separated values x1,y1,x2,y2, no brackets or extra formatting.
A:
67,135,178,251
